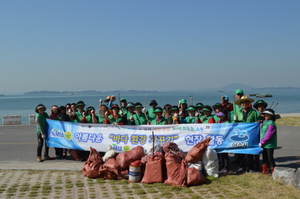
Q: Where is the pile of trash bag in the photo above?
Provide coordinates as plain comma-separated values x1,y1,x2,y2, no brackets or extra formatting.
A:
82,137,218,186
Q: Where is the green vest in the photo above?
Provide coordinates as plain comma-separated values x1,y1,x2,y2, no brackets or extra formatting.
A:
213,115,220,123
119,108,128,116
133,113,147,125
108,115,123,124
148,108,156,121
260,120,277,148
97,115,106,124
185,116,197,124
35,113,49,134
85,115,96,123
124,112,135,125
201,115,215,124
151,117,168,125
235,109,258,123
74,111,84,123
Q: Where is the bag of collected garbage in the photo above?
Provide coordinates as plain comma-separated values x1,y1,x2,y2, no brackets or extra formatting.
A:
162,142,179,153
102,145,117,162
187,167,207,186
82,147,103,178
164,151,187,187
141,153,164,183
116,146,145,169
185,137,211,163
188,161,202,171
144,142,162,155
99,158,121,180
202,148,219,177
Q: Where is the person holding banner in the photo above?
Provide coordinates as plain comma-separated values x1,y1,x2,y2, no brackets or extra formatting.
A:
216,109,230,173
108,105,125,125
259,109,277,174
151,107,169,125
49,105,64,159
234,96,258,173
75,101,86,123
200,105,215,123
170,105,180,124
35,104,50,162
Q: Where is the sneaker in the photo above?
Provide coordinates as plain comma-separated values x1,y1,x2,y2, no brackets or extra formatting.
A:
236,167,245,174
37,156,43,162
43,155,52,160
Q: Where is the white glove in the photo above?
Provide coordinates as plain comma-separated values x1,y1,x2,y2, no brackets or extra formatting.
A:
142,108,147,113
259,143,262,147
41,134,46,139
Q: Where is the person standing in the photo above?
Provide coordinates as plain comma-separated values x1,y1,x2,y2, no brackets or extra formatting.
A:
212,103,223,123
124,102,136,125
49,105,63,159
134,102,148,125
150,107,169,125
119,98,128,116
254,100,268,122
200,105,215,123
259,109,277,174
234,96,258,173
148,100,158,121
35,104,50,162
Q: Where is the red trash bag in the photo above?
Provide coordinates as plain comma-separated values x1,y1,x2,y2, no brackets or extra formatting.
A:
162,142,179,153
185,137,211,163
164,152,187,187
187,167,207,186
99,158,122,180
82,147,103,178
116,146,145,169
68,149,81,161
141,153,164,183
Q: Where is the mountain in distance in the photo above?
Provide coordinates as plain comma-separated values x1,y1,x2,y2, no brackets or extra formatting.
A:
220,83,254,91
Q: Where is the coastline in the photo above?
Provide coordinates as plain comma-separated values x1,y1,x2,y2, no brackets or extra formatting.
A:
279,113,300,117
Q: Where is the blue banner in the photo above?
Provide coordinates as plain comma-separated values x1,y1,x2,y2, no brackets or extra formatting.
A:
46,119,262,155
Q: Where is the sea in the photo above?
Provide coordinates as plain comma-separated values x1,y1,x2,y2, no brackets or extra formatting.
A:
0,89,299,125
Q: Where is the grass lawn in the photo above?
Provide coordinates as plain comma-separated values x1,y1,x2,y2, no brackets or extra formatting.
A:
0,170,299,199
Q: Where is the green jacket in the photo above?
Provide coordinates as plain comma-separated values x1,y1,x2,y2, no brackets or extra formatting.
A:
124,112,135,125
133,113,147,125
184,116,198,124
151,117,168,125
201,115,215,123
260,120,277,149
234,109,258,123
35,113,49,134
147,108,156,121
213,115,220,123
108,115,124,124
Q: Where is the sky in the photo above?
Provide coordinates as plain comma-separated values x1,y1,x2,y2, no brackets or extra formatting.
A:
0,1,299,94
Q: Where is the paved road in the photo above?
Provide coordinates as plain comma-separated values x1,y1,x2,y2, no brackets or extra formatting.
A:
0,124,299,170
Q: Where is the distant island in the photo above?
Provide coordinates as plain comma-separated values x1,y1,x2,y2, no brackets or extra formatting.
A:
23,89,159,95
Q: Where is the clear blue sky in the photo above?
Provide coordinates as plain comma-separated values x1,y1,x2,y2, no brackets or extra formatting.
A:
1,1,299,94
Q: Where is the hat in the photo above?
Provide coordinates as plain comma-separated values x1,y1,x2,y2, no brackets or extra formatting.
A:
149,100,158,106
170,105,179,111
86,106,95,110
76,101,86,106
126,102,134,108
51,105,58,109
153,107,163,113
221,95,229,101
103,95,116,103
186,106,196,111
201,105,212,113
35,104,46,113
120,98,127,102
235,89,244,95
253,100,268,110
234,96,255,105
216,112,226,117
179,99,187,104
134,102,143,108
111,104,119,109
196,103,204,107
212,103,223,110
262,109,275,116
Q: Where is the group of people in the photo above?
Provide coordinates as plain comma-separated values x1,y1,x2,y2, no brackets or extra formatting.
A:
35,89,277,175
